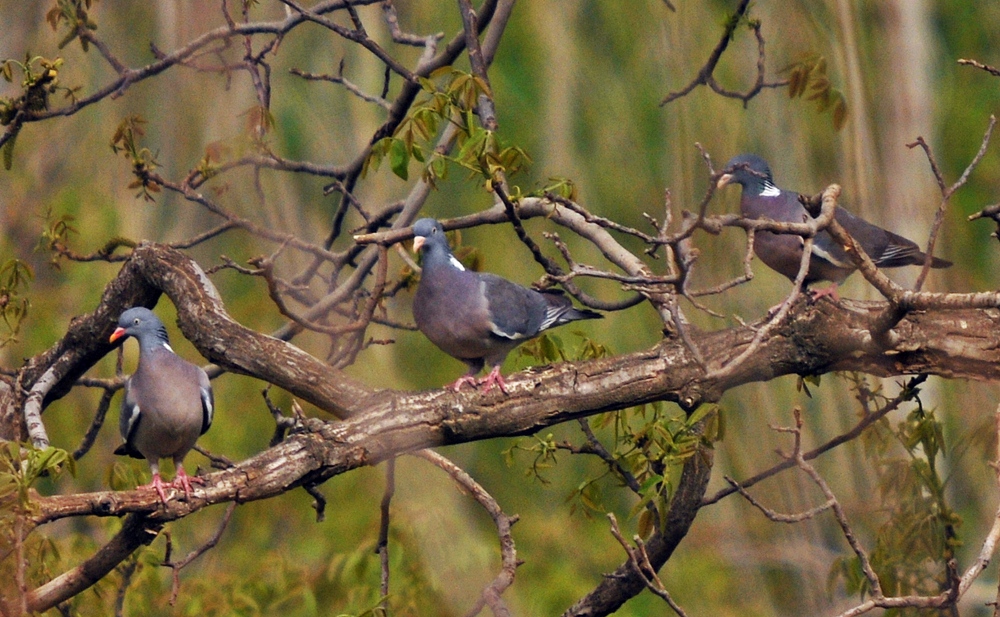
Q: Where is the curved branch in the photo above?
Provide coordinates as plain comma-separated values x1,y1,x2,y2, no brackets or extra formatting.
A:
25,514,162,613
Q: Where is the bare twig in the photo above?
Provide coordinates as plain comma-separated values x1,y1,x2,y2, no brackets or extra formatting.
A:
725,475,834,522
163,503,237,605
113,555,139,617
607,513,688,616
958,58,1000,77
412,450,518,617
376,458,396,613
907,115,995,289
71,385,118,460
703,375,927,506
661,1,785,107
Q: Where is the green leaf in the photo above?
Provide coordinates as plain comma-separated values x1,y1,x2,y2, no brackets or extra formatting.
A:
388,138,409,180
686,402,719,427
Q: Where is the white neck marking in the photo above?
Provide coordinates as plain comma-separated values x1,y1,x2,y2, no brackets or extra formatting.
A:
760,182,781,197
449,254,466,271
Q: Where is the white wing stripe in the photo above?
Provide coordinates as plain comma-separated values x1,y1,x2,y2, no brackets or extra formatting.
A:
811,245,853,269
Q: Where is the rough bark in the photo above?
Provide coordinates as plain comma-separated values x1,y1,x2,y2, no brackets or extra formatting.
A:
7,243,1000,615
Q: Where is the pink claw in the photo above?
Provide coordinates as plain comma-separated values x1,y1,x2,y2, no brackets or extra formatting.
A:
139,472,171,505
449,374,481,392
170,465,205,500
477,366,508,394
809,284,841,303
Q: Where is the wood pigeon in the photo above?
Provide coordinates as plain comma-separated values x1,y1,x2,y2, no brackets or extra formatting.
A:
110,307,214,503
717,153,951,299
411,218,602,393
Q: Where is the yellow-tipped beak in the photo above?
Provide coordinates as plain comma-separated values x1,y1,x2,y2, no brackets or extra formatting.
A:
716,173,733,190
412,236,426,252
109,327,126,343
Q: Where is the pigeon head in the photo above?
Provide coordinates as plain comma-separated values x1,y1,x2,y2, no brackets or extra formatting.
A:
110,307,170,345
717,153,777,196
411,218,449,254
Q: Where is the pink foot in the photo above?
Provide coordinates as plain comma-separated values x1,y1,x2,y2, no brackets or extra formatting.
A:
477,366,508,394
449,374,481,392
139,473,170,505
170,465,205,500
809,285,841,303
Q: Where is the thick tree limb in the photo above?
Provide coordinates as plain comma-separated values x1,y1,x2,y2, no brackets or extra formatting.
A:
25,514,162,612
24,293,1000,529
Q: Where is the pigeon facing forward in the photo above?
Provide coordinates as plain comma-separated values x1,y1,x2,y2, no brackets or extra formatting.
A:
717,153,951,299
411,218,602,393
110,307,214,504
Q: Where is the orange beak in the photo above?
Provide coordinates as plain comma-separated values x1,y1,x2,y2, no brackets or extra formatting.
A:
412,236,426,252
717,173,734,190
109,327,127,343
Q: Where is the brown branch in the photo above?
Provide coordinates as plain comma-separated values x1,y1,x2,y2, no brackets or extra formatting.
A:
457,0,498,130
702,375,926,506
376,458,396,613
163,503,237,605
71,384,118,461
25,514,163,612
958,58,1000,77
412,450,517,617
725,475,834,522
660,0,768,106
907,115,995,289
563,439,713,616
777,409,882,596
607,513,688,617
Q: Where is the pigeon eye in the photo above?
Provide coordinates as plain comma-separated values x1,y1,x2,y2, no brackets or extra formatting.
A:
133,318,140,325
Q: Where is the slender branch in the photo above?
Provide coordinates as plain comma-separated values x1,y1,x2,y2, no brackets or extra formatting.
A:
413,450,517,617
907,115,995,289
376,458,396,613
26,515,163,612
607,513,688,617
163,503,237,605
958,58,1000,77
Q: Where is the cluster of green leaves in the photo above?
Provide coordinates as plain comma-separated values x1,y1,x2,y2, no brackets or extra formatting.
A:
111,115,162,201
782,53,848,131
45,0,99,51
830,375,959,611
507,332,717,537
365,69,530,185
0,54,70,169
0,441,75,508
0,259,33,345
599,401,720,537
0,442,75,599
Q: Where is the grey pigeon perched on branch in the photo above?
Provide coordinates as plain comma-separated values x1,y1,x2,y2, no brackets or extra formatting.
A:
110,307,213,503
411,218,602,394
717,153,951,299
